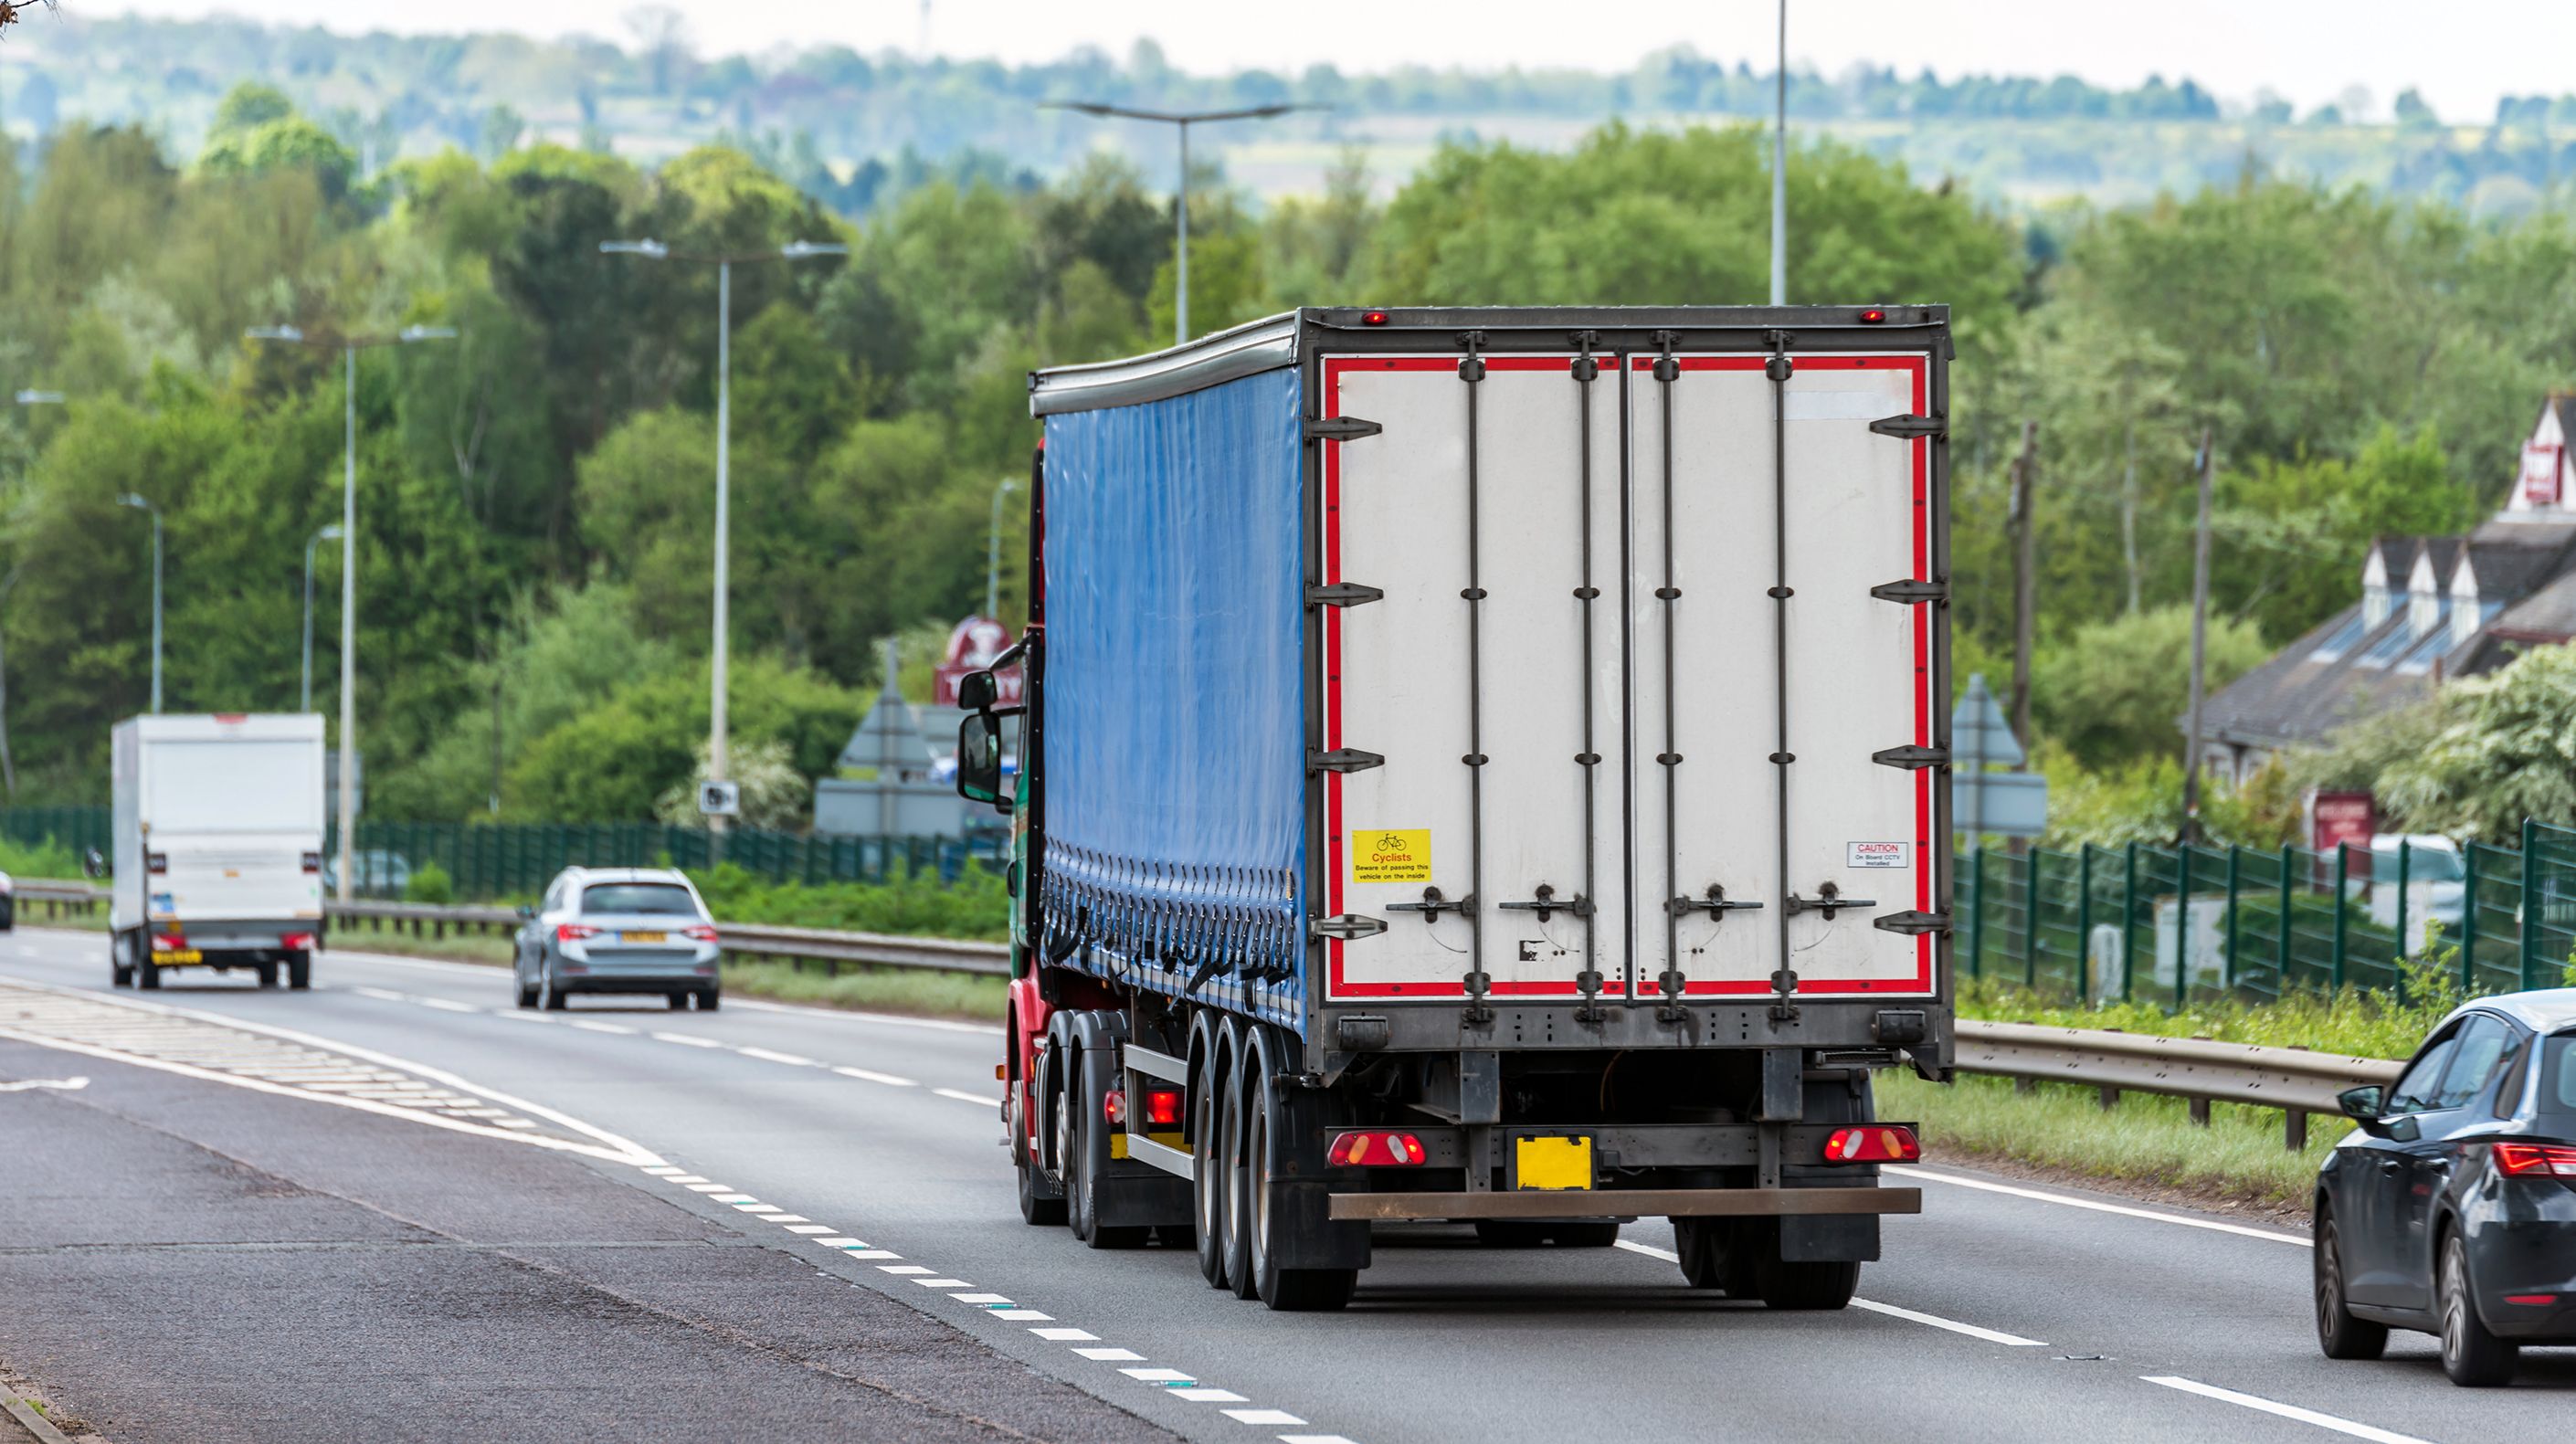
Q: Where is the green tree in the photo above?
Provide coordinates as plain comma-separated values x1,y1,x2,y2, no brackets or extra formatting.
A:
2030,606,2271,769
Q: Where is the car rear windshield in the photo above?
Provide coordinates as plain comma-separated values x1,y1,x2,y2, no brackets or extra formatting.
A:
580,883,700,917
2543,1032,2576,1123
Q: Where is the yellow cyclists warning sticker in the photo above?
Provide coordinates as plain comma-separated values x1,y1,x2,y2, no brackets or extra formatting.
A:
1352,828,1432,883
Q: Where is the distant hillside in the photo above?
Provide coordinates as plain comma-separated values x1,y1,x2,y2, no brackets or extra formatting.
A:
8,14,2576,215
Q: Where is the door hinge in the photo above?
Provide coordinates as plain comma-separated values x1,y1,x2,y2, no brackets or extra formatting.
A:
1306,581,1385,608
1870,577,1948,605
1870,413,1947,441
1874,910,1952,937
1873,744,1949,770
1312,913,1387,942
1309,746,1385,775
1306,415,1383,443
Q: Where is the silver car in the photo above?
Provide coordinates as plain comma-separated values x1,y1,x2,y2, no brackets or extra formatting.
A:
512,867,722,1011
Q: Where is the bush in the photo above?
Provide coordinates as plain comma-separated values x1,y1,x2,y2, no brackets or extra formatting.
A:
404,860,456,904
686,860,1010,940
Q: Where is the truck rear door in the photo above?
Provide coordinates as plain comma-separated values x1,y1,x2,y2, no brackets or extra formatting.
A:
1316,342,1940,1006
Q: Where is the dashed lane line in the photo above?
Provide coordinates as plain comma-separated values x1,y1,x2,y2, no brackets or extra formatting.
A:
933,1087,1003,1107
1610,1240,2048,1347
2139,1376,2433,1444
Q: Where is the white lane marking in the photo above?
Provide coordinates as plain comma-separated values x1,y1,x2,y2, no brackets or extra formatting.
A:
880,1265,935,1275
352,987,407,1001
1169,1388,1250,1403
652,1032,723,1048
842,1249,901,1260
1072,1347,1141,1360
1123,1369,1194,1383
492,1012,554,1025
662,1175,708,1185
642,1165,689,1176
684,1183,734,1193
570,1020,635,1035
1892,1165,2311,1248
0,978,661,1167
1224,1409,1307,1426
813,1237,865,1248
2140,1376,2432,1443
734,1204,784,1214
0,1076,87,1091
950,1293,1013,1304
766,1214,809,1223
1280,1435,1359,1444
416,997,477,1013
781,1225,836,1235
710,1193,758,1203
1611,1239,2046,1346
737,1047,816,1066
832,1066,919,1087
991,1309,1051,1321
913,1278,974,1288
1851,1299,2048,1347
934,1087,1003,1106
1032,1328,1098,1342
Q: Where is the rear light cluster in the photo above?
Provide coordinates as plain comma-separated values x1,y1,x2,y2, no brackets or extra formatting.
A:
1103,1089,1183,1127
151,933,187,952
684,924,719,943
2494,1143,2576,1177
281,933,317,953
301,852,322,874
1822,1126,1921,1164
1327,1131,1425,1166
556,923,598,943
146,852,169,874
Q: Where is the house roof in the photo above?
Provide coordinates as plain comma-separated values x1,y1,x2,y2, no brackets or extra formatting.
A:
2199,605,2448,750
2488,566,2576,644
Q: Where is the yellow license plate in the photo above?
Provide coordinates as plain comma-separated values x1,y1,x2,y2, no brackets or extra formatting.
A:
1515,1134,1593,1191
152,949,202,964
621,931,668,943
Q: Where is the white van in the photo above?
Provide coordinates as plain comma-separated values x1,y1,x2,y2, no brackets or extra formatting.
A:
109,714,327,990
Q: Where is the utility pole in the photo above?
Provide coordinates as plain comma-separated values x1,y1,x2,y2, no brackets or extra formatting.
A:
2006,420,2040,749
1769,0,1788,305
1039,100,1319,345
986,476,1017,620
2180,427,2217,846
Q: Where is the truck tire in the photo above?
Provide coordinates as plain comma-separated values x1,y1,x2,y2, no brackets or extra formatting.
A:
1221,1059,1257,1299
287,951,312,991
1016,1054,1068,1228
1247,1068,1357,1312
1192,1043,1230,1287
256,961,280,989
1752,1215,1858,1311
139,959,162,990
1673,1217,1759,1293
1072,1040,1145,1249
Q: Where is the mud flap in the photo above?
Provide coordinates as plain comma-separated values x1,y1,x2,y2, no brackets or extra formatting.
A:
1779,1212,1880,1263
1093,1173,1193,1230
1264,1178,1371,1270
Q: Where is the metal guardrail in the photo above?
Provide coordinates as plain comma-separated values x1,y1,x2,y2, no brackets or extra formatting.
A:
14,880,2393,1142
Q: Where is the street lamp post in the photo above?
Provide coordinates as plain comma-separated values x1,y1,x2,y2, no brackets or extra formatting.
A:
598,237,848,842
245,322,456,900
301,522,343,712
986,476,1017,620
1039,101,1316,345
115,493,163,713
1771,0,1789,306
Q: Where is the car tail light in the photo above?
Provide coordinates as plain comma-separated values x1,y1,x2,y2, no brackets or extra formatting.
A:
555,923,598,943
152,933,187,952
2504,1293,2560,1306
1103,1089,1126,1125
1327,1131,1426,1166
683,924,719,943
147,852,168,874
1822,1126,1921,1164
2494,1142,2576,1177
280,932,316,953
301,852,322,874
1145,1089,1183,1127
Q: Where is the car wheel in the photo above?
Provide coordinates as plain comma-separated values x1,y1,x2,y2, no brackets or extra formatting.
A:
540,966,569,1010
2315,1209,2388,1360
2439,1232,2518,1386
515,975,538,1009
696,987,719,1012
668,992,690,1010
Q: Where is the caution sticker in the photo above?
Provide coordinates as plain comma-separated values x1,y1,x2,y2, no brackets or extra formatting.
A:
1351,828,1432,883
1847,842,1909,870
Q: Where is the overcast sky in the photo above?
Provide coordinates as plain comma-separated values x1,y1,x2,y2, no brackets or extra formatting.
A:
75,2,2562,122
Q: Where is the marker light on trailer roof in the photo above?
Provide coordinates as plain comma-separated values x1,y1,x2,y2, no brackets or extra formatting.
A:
1361,310,1390,326
1858,308,1888,323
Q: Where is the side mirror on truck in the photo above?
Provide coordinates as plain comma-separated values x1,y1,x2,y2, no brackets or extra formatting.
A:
956,711,1013,812
956,670,998,712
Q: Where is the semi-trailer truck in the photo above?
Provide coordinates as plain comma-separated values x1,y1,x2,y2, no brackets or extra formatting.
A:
955,305,1955,1311
109,713,328,990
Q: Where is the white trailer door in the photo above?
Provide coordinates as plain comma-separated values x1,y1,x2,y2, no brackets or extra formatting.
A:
1317,347,1937,1006
1630,353,1937,1000
1320,353,1626,1004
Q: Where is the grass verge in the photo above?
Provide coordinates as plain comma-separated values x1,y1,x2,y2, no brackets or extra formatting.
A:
1879,1068,2346,1213
716,958,1007,1021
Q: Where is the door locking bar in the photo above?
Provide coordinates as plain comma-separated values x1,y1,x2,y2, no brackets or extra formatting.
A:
1783,880,1876,921
1386,884,1476,921
1668,883,1764,921
1497,882,1592,924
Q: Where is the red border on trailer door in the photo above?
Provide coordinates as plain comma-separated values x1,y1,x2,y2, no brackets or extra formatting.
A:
1317,353,1934,1001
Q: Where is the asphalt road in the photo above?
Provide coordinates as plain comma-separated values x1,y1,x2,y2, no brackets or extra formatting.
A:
5,924,2571,1444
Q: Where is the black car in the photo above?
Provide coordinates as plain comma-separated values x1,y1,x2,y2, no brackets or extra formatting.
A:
2314,989,2576,1386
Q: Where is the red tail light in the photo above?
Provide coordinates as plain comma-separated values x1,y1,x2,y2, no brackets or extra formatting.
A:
1822,1125,1921,1164
152,933,187,952
2494,1142,2576,1177
280,932,317,953
1327,1131,1426,1166
301,852,322,874
1145,1089,1183,1127
147,852,169,874
555,923,598,943
684,924,719,943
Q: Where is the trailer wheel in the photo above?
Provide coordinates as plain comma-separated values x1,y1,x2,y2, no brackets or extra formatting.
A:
287,951,312,991
1220,1059,1255,1298
1191,1044,1229,1287
1673,1217,1758,1293
1757,1255,1859,1311
1248,1070,1356,1312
